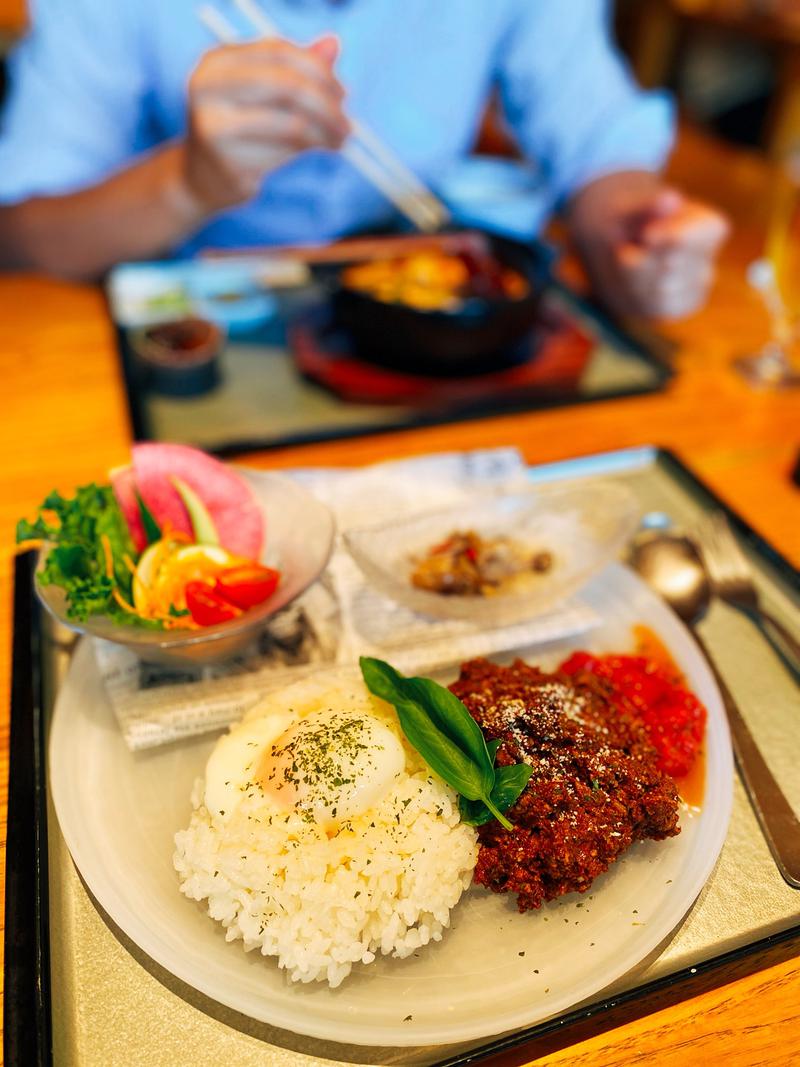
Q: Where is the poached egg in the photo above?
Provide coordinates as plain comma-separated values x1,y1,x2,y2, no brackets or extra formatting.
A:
203,676,406,831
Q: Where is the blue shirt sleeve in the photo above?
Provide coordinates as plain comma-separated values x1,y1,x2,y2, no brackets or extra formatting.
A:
496,0,675,201
0,0,152,204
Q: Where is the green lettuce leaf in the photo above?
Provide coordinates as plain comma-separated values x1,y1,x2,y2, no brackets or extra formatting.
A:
18,483,149,625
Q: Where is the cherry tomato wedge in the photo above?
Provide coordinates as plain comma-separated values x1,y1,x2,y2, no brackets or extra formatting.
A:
185,580,242,626
214,564,280,609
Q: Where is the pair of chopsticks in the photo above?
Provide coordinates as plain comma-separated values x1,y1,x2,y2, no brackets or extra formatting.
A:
197,0,450,232
203,229,491,266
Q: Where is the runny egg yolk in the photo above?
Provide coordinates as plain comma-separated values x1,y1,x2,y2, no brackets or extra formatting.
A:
204,711,295,823
257,709,405,829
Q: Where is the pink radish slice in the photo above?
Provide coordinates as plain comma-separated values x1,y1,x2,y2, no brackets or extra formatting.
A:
131,443,264,558
110,465,147,554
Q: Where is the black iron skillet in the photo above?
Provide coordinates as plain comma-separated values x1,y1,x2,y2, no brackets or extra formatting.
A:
321,232,554,378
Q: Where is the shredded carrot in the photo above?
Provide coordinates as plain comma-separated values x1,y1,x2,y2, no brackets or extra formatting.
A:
161,522,192,543
123,553,138,576
112,588,138,615
112,587,194,629
100,534,114,580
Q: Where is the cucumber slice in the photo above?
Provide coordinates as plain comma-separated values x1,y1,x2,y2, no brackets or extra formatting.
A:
171,476,220,545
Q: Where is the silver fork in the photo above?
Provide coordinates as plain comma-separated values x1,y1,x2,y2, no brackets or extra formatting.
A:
694,512,800,678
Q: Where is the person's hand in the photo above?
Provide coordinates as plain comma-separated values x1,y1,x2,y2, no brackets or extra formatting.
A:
183,35,350,214
568,172,729,319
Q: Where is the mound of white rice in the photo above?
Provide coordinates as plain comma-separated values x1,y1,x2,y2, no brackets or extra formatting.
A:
173,679,478,988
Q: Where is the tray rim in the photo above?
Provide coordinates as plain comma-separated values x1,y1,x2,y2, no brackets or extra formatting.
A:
4,445,799,1067
5,548,51,1067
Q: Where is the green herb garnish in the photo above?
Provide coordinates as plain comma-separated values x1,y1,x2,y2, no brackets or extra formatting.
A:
135,489,162,546
16,483,145,625
458,764,535,827
359,657,532,830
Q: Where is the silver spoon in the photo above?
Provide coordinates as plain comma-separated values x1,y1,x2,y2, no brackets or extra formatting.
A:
630,532,800,889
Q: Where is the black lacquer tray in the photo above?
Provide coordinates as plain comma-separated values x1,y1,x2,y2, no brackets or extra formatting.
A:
6,447,800,1066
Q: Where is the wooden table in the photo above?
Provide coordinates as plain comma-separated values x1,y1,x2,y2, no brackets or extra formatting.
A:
0,0,25,47
1,125,799,1065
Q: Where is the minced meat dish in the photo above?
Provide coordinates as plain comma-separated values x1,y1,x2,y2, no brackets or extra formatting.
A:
449,657,681,911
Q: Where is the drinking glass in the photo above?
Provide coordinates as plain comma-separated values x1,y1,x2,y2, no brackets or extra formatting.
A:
734,152,800,387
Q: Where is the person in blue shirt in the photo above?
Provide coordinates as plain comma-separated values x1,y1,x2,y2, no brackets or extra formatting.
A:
0,0,727,318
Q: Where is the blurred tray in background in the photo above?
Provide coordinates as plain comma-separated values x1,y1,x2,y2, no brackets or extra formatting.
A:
107,242,673,457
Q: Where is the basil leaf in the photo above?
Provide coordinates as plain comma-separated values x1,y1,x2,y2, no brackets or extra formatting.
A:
360,659,488,798
486,738,502,763
360,657,494,797
401,675,494,774
392,698,488,801
459,764,533,827
359,656,408,705
458,797,486,825
361,657,534,832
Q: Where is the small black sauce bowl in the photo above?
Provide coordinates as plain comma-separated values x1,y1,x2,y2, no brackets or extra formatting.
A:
129,317,225,397
330,236,549,378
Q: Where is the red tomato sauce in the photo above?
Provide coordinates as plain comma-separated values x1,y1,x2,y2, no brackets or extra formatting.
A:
558,626,707,794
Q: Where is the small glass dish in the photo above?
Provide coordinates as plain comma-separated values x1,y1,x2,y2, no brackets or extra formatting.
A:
35,470,335,666
129,317,225,397
344,482,639,627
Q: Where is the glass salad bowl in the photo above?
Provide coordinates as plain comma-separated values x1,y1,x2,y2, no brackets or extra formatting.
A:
35,470,335,666
344,482,639,627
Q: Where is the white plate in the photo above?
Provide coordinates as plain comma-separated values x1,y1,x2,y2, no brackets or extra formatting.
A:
49,564,733,1048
